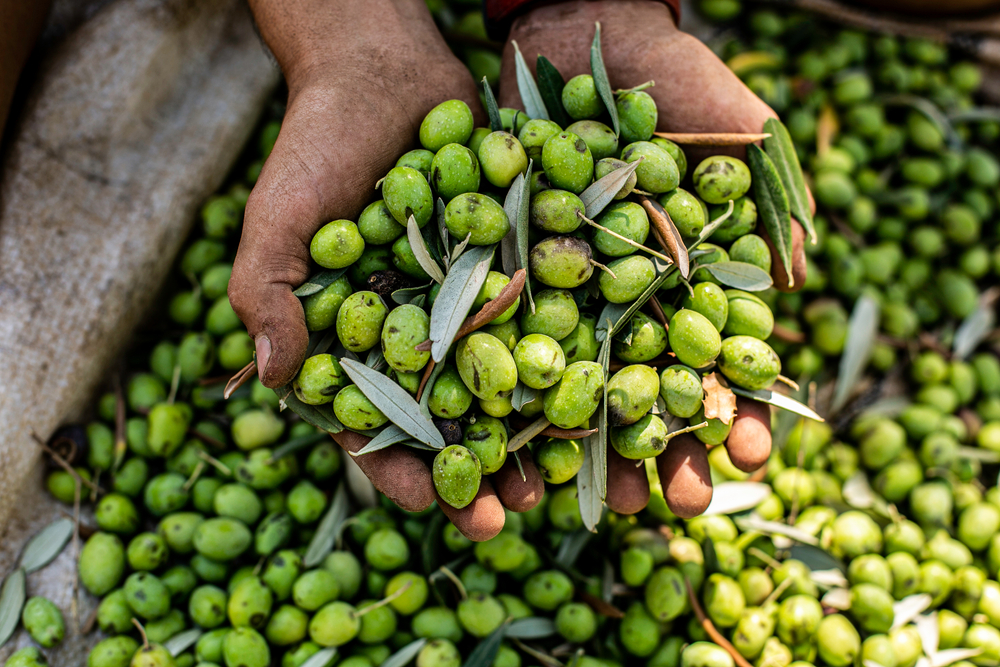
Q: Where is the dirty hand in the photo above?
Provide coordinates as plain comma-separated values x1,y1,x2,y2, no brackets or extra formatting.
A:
500,0,803,518
232,0,547,541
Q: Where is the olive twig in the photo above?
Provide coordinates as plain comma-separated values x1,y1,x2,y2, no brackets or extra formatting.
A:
649,295,669,328
577,211,671,263
31,432,104,496
747,547,783,572
167,364,182,405
132,618,150,650
771,323,806,344
775,375,800,391
182,461,206,491
589,259,617,280
685,577,755,667
653,131,771,146
353,580,414,618
761,575,794,607
197,450,232,476
436,566,467,601
638,196,688,277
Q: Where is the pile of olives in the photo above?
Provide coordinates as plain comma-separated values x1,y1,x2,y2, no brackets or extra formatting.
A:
295,82,788,509
10,7,1000,667
700,7,999,385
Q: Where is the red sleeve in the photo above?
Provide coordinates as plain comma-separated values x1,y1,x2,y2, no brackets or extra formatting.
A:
485,0,680,24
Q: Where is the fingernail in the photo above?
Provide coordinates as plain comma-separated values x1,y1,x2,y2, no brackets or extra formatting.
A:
256,336,271,379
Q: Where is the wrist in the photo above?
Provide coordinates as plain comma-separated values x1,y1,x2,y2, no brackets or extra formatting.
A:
510,0,676,33
249,0,436,93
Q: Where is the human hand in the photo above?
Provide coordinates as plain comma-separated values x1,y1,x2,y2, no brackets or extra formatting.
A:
498,0,809,293
499,0,800,518
230,0,546,541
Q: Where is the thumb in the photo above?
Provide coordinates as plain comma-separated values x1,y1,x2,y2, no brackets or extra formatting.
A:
229,176,315,389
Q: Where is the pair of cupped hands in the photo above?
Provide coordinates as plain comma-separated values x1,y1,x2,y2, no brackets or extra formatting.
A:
233,0,810,540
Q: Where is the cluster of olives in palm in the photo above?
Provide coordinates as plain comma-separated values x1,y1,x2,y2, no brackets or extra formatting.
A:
703,10,999,384
293,81,786,509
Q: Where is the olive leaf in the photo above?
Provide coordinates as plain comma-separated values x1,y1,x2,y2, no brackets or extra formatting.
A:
880,94,960,149
392,283,432,305
699,261,772,292
789,544,847,574
703,537,719,575
595,303,630,342
747,144,794,287
764,117,816,244
298,647,339,667
0,568,26,649
831,294,880,413
948,107,1000,123
340,359,445,448
556,529,593,567
512,41,549,120
500,159,534,312
734,516,820,546
915,612,940,657
502,166,528,277
419,362,446,421
578,441,603,534
19,518,74,573
579,158,642,219
351,424,411,457
841,471,879,510
164,629,203,657
408,215,445,284
823,589,852,610
930,648,985,667
450,232,473,265
585,326,613,508
268,432,328,462
590,22,620,136
506,617,558,640
892,594,933,631
953,288,999,359
464,624,508,667
701,482,772,516
730,386,825,422
293,268,347,298
365,348,386,373
274,385,344,434
303,482,349,567
437,197,449,257
536,56,570,128
421,512,446,575
512,383,540,410
483,77,503,133
428,244,495,363
642,197,689,279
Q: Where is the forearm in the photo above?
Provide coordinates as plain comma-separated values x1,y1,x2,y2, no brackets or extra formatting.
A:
0,0,52,135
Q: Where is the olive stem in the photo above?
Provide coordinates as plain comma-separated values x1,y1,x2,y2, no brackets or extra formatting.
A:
614,80,655,95
747,546,783,572
589,259,617,280
132,618,150,650
31,432,104,496
579,213,671,263
197,450,232,477
415,360,437,403
507,416,552,452
762,575,794,608
775,374,800,391
352,580,414,618
653,131,771,146
685,577,755,667
437,566,467,601
182,461,206,491
167,363,181,406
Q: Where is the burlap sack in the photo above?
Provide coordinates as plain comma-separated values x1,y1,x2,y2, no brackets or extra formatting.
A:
0,0,278,661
